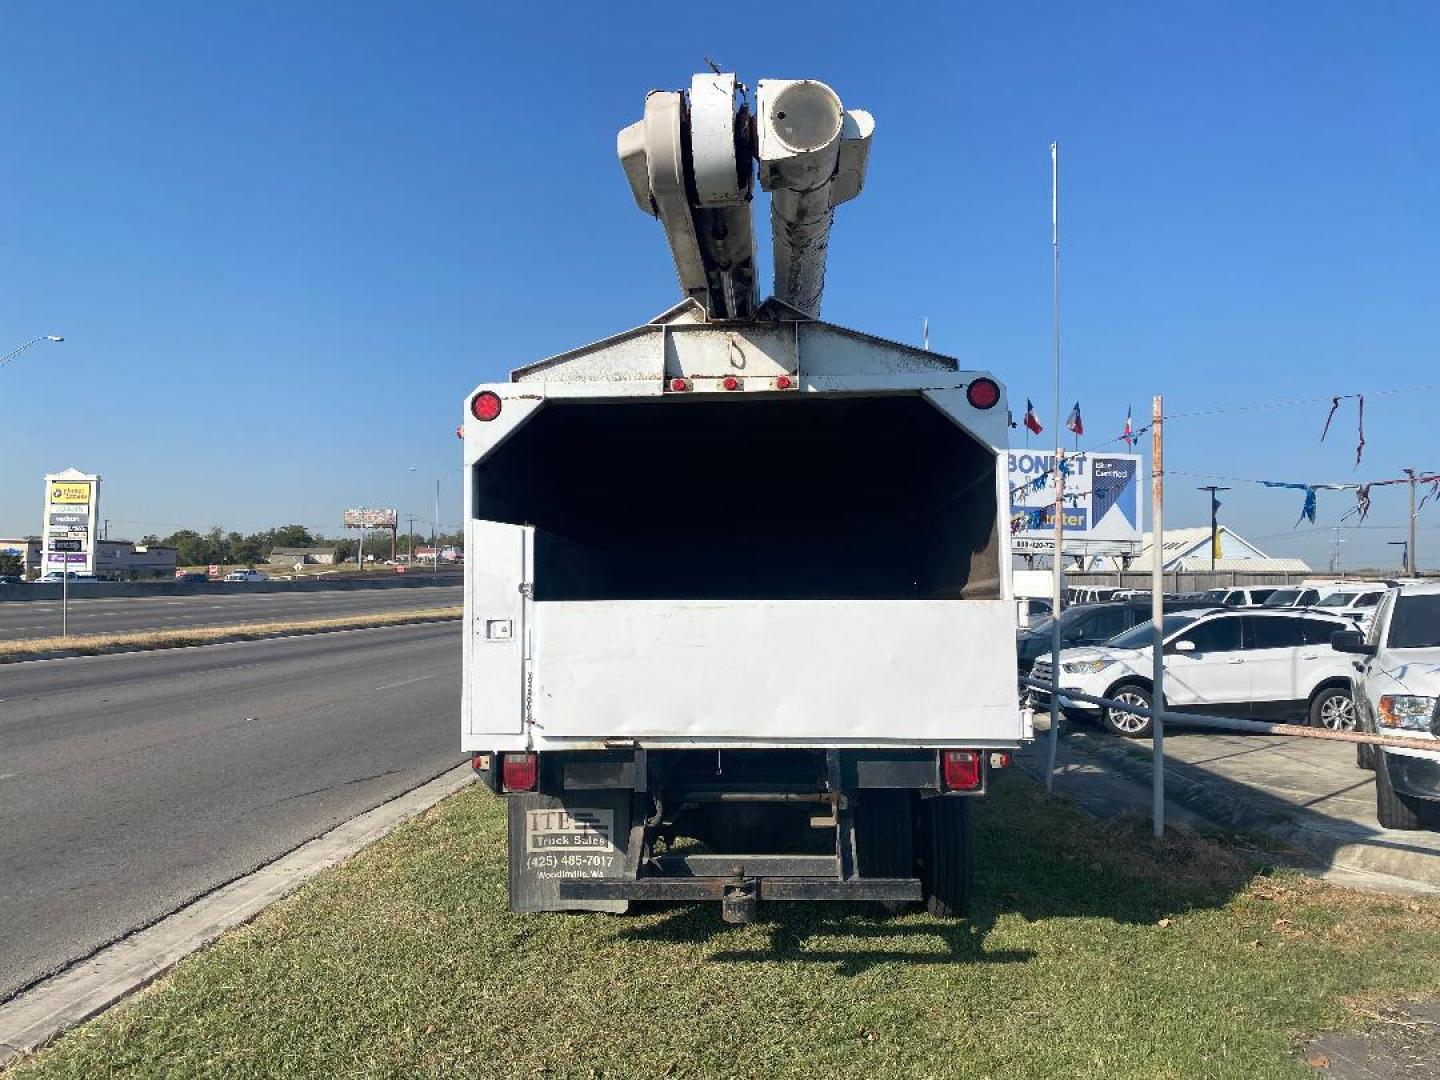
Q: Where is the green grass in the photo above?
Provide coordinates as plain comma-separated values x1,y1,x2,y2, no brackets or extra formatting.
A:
9,775,1440,1079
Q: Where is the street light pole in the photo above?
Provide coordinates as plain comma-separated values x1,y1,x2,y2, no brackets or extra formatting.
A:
1,334,63,373
1197,486,1229,573
1388,540,1409,572
434,479,440,573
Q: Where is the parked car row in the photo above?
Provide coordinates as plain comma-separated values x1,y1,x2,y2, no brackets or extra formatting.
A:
1024,580,1440,832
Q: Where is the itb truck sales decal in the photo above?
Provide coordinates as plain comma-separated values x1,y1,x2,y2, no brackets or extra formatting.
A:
524,808,619,881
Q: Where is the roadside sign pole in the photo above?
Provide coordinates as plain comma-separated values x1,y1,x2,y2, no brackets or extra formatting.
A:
1151,395,1165,838
61,552,68,639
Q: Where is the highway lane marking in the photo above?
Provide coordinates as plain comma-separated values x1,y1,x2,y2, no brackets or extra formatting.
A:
372,674,432,691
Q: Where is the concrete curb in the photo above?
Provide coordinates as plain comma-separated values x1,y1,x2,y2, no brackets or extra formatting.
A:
0,763,475,1067
1064,728,1440,889
0,611,461,666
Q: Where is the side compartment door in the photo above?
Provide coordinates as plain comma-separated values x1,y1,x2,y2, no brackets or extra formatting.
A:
464,519,532,737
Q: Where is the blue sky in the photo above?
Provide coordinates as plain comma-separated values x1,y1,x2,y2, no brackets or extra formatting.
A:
2,2,1436,568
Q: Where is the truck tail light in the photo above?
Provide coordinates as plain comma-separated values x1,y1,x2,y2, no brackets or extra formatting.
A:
722,375,741,391
965,377,1000,410
471,391,503,422
500,752,538,792
940,749,982,791
669,377,691,392
775,375,793,390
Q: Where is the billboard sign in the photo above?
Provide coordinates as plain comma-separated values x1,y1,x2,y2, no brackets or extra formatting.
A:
344,507,398,529
41,470,100,574
1008,451,1142,555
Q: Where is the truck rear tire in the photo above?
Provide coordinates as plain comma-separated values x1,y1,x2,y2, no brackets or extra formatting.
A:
855,790,917,914
921,796,972,918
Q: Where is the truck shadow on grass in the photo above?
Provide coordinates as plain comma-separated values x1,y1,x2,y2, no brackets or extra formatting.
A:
614,772,1265,975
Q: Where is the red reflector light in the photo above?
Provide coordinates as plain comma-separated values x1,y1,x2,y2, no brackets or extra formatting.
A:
722,376,740,391
669,377,690,392
965,378,1000,410
940,750,982,791
776,375,793,390
471,391,503,422
500,752,538,792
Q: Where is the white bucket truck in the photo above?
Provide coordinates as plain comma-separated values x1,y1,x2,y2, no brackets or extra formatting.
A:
462,72,1026,921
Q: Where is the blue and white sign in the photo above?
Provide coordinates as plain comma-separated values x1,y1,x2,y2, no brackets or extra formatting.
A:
1008,451,1143,554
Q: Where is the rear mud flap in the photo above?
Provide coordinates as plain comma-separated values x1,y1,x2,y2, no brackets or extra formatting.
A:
506,790,633,914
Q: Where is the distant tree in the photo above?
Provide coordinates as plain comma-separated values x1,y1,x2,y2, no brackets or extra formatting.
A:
162,529,214,567
0,553,23,576
270,524,315,549
140,534,161,547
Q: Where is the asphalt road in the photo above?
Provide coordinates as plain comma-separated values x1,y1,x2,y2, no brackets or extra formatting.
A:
0,622,463,1001
0,584,461,641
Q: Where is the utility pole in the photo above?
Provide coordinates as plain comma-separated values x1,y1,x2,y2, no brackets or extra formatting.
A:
434,479,441,574
1404,468,1418,576
1196,486,1229,572
407,515,416,561
1329,526,1344,576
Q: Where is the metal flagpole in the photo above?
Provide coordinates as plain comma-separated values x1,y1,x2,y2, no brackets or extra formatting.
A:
1045,141,1063,790
1151,396,1166,837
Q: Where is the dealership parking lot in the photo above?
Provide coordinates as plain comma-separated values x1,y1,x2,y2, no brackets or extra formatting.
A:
1055,726,1440,891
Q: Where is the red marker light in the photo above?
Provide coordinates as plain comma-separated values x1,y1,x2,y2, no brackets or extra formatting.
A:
471,391,503,422
670,377,690,392
500,752,538,792
776,375,793,390
965,378,1000,410
722,376,740,391
940,749,982,791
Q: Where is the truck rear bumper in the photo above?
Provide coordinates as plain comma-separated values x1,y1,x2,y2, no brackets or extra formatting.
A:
559,877,921,903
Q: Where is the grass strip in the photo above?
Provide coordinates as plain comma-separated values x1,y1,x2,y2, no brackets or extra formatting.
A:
0,606,462,663
7,773,1440,1078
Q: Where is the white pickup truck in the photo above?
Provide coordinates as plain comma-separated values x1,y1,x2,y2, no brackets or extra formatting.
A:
461,71,1026,922
1335,581,1440,830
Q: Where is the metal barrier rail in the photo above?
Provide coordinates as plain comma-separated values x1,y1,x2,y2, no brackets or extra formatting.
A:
1019,673,1440,835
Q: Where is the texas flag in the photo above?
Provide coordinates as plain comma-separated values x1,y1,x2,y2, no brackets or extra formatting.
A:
1066,401,1084,436
1022,399,1043,434
1121,405,1135,448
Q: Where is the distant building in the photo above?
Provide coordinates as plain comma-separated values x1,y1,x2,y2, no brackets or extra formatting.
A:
0,537,42,577
1,537,175,580
95,540,178,580
267,546,339,566
1111,526,1311,573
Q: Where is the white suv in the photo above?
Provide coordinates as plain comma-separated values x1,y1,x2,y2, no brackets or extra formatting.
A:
1032,608,1356,738
1333,583,1440,830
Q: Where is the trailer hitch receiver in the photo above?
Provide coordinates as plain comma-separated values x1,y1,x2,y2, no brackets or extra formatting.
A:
722,880,759,924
